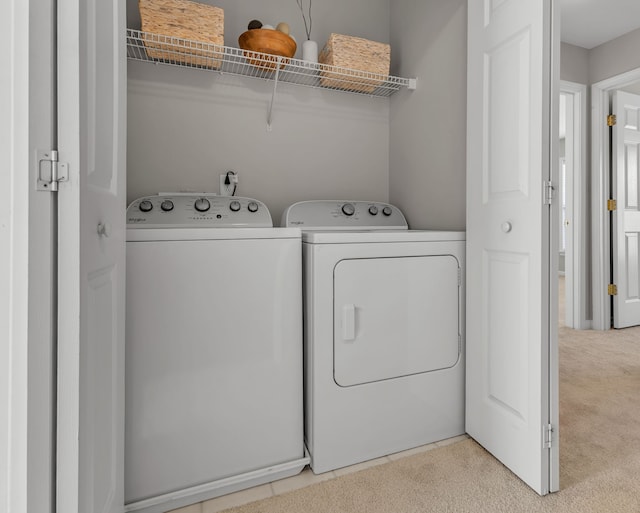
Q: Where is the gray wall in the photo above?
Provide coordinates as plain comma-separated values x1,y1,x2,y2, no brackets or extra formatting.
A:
127,0,389,60
128,2,640,234
388,0,467,231
560,43,588,84
561,28,640,86
127,0,391,223
589,27,640,85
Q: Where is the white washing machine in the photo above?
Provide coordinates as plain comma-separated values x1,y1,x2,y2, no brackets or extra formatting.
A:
125,194,308,513
283,200,465,474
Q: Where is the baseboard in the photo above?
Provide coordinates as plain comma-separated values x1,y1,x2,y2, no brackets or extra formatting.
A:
125,454,311,513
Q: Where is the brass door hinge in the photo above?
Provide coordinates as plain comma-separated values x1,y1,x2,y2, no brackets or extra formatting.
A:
608,284,618,296
607,199,617,211
607,114,617,127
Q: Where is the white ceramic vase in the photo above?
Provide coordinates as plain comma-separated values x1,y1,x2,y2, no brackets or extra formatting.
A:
302,39,318,63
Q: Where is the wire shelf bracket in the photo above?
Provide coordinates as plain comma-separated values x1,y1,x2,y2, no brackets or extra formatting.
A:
126,29,417,129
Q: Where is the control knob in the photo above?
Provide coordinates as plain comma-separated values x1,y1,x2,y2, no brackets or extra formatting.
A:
368,205,379,216
161,200,174,212
139,200,153,213
341,203,356,216
229,200,241,212
382,206,393,216
194,198,210,212
248,201,259,213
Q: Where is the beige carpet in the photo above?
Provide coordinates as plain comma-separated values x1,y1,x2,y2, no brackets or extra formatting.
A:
220,322,640,512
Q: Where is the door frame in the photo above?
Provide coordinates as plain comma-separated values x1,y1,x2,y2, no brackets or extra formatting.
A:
2,0,56,511
592,67,640,330
559,81,589,329
1,1,31,509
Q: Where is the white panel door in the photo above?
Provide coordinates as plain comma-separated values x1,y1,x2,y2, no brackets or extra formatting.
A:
612,91,640,328
56,0,127,511
466,0,558,495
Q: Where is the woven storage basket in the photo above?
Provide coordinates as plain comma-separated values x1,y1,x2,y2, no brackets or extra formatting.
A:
139,0,224,68
318,33,390,93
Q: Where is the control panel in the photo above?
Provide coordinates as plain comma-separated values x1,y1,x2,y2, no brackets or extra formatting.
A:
127,194,272,228
281,200,408,230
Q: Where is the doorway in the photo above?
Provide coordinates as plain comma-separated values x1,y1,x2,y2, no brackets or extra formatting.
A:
558,81,588,329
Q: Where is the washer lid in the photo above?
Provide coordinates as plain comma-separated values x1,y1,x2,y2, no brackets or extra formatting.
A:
282,200,408,230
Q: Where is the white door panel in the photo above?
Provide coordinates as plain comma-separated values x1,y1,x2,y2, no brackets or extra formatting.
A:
612,91,640,328
333,256,460,387
466,0,558,495
484,252,530,420
57,0,126,511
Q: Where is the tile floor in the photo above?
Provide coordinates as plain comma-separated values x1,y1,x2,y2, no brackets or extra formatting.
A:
167,434,470,513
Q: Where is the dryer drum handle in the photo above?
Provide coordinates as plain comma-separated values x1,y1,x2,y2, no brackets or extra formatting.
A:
342,304,356,341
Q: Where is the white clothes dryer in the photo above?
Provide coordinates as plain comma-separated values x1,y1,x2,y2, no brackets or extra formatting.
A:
283,200,465,474
125,194,308,513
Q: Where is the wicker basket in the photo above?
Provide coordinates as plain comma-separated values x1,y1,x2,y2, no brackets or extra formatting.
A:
318,33,390,93
139,0,224,69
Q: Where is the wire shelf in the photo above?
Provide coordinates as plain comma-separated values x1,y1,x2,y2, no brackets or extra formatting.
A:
126,29,416,98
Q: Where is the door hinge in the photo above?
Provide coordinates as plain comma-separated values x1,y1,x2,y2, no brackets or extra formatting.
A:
607,114,617,127
608,284,618,296
543,423,554,449
543,180,554,205
37,149,68,192
607,199,617,211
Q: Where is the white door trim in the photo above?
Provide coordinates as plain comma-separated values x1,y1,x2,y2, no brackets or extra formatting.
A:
1,1,30,511
2,1,56,512
560,81,590,329
592,67,640,330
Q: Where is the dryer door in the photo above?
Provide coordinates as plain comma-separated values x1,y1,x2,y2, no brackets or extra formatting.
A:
333,255,461,387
